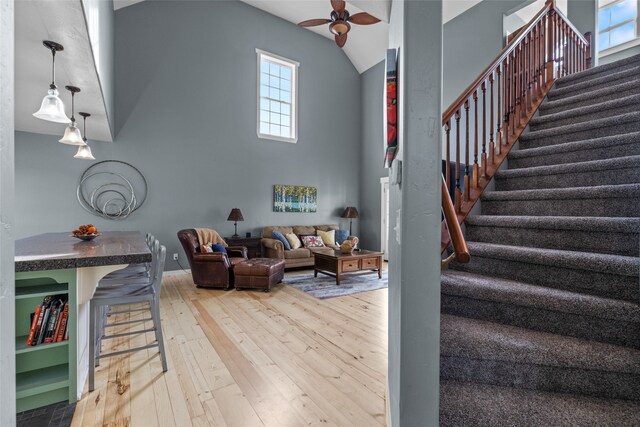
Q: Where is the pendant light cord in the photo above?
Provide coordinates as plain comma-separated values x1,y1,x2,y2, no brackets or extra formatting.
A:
50,47,57,90
70,91,75,123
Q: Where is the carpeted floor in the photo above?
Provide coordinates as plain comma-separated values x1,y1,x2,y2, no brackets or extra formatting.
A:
284,269,388,299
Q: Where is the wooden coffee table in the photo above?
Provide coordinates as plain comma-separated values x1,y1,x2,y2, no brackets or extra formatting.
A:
314,250,383,286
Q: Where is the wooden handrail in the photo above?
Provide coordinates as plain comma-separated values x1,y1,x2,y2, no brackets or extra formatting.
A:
439,0,591,264
443,2,551,123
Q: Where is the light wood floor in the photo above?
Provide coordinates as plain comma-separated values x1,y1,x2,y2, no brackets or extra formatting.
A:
71,269,388,427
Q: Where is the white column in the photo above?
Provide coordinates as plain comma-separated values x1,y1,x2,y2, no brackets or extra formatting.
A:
0,0,15,424
387,0,443,426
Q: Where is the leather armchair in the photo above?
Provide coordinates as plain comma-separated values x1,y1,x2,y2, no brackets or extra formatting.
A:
177,229,248,289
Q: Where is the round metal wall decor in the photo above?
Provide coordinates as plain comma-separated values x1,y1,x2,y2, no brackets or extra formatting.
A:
77,160,148,220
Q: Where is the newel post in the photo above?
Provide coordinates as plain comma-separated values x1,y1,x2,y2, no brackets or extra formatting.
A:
585,31,592,69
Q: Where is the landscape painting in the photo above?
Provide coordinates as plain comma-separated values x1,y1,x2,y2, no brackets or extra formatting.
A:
273,185,317,213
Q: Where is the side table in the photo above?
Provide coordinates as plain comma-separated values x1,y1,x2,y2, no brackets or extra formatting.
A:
225,236,263,259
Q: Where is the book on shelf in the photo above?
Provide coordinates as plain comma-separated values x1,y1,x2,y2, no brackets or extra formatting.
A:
26,294,69,347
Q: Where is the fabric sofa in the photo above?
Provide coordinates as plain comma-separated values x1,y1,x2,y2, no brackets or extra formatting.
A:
261,224,359,268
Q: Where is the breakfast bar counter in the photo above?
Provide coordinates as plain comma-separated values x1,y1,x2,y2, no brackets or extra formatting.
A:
14,231,151,412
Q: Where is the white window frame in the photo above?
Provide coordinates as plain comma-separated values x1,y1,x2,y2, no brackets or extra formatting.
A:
598,0,639,52
256,49,299,144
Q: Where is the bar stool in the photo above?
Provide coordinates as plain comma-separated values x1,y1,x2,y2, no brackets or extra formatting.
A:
97,233,155,286
88,243,168,391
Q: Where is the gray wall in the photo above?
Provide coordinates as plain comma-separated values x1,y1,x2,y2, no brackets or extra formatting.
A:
567,0,597,65
359,60,386,250
82,0,115,138
14,0,361,271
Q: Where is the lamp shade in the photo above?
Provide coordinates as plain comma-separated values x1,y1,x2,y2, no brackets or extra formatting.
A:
33,88,71,123
59,122,84,145
341,207,359,219
74,144,95,160
227,208,244,222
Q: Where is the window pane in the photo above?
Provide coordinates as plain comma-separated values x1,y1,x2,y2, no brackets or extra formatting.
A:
281,67,291,81
260,85,269,97
270,124,281,135
269,75,280,89
598,8,611,30
260,99,269,110
269,62,279,76
270,87,280,100
270,100,281,113
281,126,291,138
270,112,280,125
260,122,269,134
610,0,637,27
261,59,269,71
260,110,269,122
599,31,610,50
260,72,269,85
281,79,291,92
281,91,291,103
281,115,290,128
610,21,635,47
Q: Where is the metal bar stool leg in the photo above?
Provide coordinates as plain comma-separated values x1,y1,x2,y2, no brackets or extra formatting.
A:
151,298,168,372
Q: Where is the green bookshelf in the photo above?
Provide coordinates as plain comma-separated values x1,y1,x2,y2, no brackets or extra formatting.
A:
15,270,77,413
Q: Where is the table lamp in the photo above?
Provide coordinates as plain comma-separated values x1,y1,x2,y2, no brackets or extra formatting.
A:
341,206,359,236
227,208,244,238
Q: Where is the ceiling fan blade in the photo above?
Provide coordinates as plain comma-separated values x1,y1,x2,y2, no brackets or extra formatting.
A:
298,18,331,27
348,12,381,25
335,32,347,48
331,0,346,13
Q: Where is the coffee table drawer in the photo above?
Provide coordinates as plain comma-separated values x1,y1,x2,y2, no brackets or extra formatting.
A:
341,259,360,272
362,257,378,269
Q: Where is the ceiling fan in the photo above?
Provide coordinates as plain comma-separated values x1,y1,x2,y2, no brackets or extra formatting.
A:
298,0,381,48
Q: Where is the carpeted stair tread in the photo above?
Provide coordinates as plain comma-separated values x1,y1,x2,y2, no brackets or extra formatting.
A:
482,183,640,202
440,381,640,427
508,131,640,168
530,93,640,131
440,314,640,374
540,77,640,115
496,155,640,179
441,270,640,324
519,111,640,147
465,215,640,256
548,66,640,100
461,241,639,277
555,53,640,88
465,215,640,233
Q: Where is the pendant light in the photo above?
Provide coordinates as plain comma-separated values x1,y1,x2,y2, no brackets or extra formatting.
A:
59,86,84,145
33,41,71,123
74,112,95,160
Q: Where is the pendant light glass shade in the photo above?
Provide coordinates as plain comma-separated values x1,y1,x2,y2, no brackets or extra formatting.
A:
33,87,70,123
74,144,95,160
59,86,83,144
33,41,71,124
59,122,84,145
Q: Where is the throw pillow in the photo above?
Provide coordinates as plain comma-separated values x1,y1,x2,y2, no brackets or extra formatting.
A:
272,230,291,250
302,235,325,248
211,243,227,254
285,233,302,250
316,229,336,246
334,229,349,245
201,243,213,253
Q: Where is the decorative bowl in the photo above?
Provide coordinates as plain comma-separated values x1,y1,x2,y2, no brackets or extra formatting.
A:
72,233,101,241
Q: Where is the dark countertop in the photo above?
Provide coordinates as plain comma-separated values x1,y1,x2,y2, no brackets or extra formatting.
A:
15,231,152,273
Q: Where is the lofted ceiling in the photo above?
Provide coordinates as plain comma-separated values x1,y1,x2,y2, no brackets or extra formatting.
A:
114,0,486,74
15,1,113,142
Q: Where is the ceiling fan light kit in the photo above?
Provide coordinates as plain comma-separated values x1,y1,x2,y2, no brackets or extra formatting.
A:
297,0,381,48
33,40,72,123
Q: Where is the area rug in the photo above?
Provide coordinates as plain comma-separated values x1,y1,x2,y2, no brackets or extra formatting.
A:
284,270,388,299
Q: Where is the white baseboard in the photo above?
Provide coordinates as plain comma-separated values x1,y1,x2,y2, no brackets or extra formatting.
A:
163,269,191,276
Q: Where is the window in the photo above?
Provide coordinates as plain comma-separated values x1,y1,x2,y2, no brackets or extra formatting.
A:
598,0,638,51
256,49,299,143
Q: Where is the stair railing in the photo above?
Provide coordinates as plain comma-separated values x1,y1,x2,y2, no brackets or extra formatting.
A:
440,0,591,260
